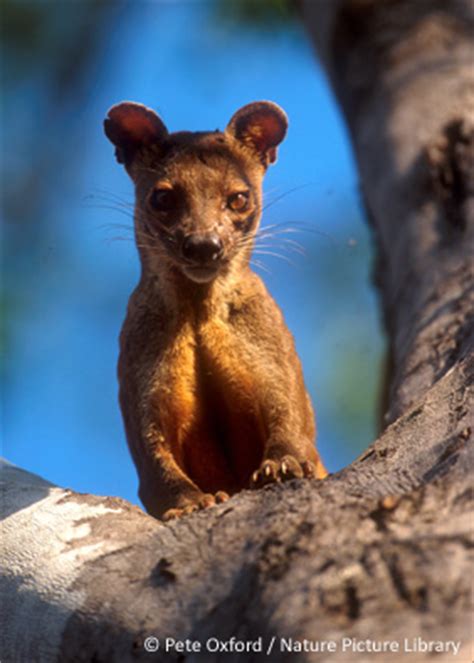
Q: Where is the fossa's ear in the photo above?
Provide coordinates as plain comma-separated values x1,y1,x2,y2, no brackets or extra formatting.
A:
226,101,288,166
104,102,168,165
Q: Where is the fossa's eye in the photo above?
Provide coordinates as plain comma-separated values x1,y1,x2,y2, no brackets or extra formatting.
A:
227,191,249,212
150,188,177,212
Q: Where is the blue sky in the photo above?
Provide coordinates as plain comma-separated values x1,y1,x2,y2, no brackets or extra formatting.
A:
4,2,383,505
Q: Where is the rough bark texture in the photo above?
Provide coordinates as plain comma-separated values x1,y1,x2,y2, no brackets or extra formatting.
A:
1,1,473,661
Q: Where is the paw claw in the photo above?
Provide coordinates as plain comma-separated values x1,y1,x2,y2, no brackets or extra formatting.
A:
162,508,182,521
215,491,230,504
183,504,197,515
302,460,316,478
198,494,216,509
250,454,319,489
163,491,230,521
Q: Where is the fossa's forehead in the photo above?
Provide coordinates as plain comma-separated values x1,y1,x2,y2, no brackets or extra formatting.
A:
142,131,261,183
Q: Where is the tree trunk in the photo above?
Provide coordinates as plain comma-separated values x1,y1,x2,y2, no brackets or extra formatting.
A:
1,2,473,661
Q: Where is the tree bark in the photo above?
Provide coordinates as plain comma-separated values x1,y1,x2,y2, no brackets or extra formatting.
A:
1,2,473,661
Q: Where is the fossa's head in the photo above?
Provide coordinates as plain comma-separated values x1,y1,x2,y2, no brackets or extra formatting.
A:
104,101,287,283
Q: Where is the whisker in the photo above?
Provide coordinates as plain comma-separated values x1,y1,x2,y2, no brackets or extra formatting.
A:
237,233,304,255
105,235,135,243
253,249,298,268
261,186,281,200
84,190,135,209
87,192,180,249
133,242,170,259
89,186,134,201
83,203,136,221
97,223,161,251
96,222,134,232
253,238,306,256
272,239,306,256
249,259,272,275
262,183,315,212
257,223,337,245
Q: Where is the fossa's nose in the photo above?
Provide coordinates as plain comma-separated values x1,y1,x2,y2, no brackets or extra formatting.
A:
181,234,224,265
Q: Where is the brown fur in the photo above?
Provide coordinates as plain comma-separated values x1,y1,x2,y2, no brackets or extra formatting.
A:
104,101,327,520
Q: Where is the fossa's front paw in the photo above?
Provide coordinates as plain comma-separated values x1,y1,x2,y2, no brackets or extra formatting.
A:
250,455,316,489
162,491,229,521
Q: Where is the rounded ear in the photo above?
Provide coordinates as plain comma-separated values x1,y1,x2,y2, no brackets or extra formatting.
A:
226,101,288,166
104,102,168,165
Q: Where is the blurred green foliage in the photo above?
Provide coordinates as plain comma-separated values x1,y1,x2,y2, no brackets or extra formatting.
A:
215,0,296,28
1,0,110,88
2,0,115,381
